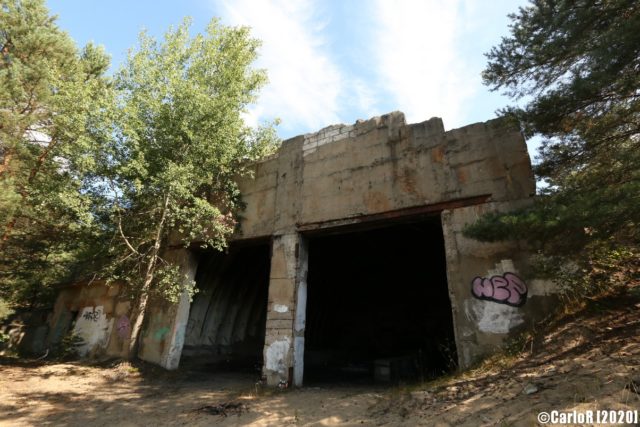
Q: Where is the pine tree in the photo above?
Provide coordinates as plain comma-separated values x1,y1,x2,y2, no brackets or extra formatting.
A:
0,0,112,307
466,0,640,296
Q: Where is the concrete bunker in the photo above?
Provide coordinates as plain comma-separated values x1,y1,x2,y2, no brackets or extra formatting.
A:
181,240,271,372
303,216,456,384
50,112,557,387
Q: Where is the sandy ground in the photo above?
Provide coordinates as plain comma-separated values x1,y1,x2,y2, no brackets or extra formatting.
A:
1,291,639,426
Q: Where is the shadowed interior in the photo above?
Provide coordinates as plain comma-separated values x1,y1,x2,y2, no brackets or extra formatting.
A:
304,216,457,384
182,242,270,372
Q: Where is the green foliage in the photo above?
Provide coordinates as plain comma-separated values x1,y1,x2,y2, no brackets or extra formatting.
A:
468,0,640,292
0,3,278,315
0,0,113,308
528,245,639,303
151,264,197,304
99,18,278,307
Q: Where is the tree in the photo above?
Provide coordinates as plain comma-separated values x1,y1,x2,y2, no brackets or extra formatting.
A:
0,0,112,307
466,0,640,296
101,18,278,356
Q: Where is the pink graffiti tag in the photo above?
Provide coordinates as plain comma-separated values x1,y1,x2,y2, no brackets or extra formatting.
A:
116,315,131,339
471,272,528,307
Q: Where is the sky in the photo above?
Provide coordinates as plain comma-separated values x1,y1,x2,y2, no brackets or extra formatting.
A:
47,0,537,157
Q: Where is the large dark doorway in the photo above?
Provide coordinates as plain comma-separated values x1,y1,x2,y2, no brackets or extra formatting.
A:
182,241,270,373
303,216,457,384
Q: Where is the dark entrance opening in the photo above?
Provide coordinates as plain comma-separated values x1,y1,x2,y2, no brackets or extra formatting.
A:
181,240,270,373
303,216,457,385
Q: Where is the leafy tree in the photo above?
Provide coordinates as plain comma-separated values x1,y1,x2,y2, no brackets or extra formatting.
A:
101,18,278,355
466,0,640,297
0,0,112,307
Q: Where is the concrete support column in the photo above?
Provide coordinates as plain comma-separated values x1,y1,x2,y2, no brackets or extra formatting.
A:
263,233,308,387
163,248,198,370
138,247,198,370
441,200,556,369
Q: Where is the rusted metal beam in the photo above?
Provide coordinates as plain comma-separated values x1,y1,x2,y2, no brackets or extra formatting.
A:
297,194,492,234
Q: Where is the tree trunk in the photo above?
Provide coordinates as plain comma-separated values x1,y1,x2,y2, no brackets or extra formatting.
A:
0,149,16,246
0,150,13,176
127,271,154,358
127,192,170,359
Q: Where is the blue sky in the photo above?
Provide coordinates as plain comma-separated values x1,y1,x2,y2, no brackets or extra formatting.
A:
47,0,537,157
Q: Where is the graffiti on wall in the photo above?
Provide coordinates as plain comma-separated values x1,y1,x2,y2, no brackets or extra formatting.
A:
82,307,103,322
116,315,131,339
73,306,112,356
471,272,528,307
154,326,170,341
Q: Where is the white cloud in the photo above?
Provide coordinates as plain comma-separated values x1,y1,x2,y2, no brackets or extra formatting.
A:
214,0,343,135
370,0,477,128
347,77,378,119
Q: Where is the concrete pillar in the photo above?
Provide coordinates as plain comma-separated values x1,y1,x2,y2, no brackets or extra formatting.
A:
263,233,308,387
441,200,556,369
292,239,308,387
158,248,198,370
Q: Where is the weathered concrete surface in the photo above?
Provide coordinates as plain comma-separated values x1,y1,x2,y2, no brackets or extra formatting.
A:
236,112,534,239
49,281,130,358
262,234,308,386
138,248,198,370
441,201,555,368
1,309,51,356
235,112,542,383
106,112,551,383
292,237,308,387
181,244,270,365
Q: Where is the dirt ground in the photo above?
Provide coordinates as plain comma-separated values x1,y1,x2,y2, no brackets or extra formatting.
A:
1,290,639,426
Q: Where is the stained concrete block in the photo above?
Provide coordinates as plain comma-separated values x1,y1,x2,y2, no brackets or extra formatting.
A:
262,233,308,386
235,112,534,241
442,200,558,368
73,306,113,357
113,301,129,317
138,248,199,370
48,280,131,358
106,283,120,297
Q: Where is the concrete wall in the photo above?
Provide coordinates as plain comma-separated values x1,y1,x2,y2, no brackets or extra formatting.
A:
1,309,51,356
49,249,197,366
236,112,534,239
235,112,543,384
49,281,131,358
441,201,556,368
137,248,198,369
97,111,552,383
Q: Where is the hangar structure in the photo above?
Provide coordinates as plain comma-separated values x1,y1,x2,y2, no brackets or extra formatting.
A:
51,112,556,386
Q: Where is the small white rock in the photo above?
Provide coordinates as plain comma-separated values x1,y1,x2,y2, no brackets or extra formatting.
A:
523,383,539,395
